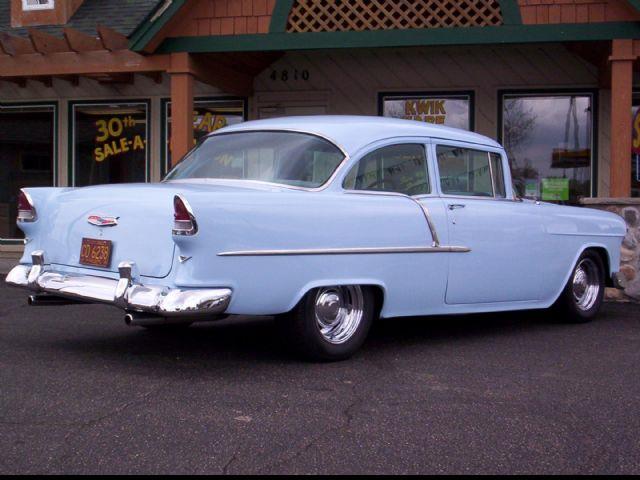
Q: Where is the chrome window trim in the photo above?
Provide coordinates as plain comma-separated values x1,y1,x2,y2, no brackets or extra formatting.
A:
340,142,432,196
165,128,350,193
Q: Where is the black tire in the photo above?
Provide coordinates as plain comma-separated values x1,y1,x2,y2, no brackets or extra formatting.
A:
552,250,605,323
278,285,376,362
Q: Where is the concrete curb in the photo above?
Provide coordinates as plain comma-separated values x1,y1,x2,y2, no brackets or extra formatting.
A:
0,259,16,275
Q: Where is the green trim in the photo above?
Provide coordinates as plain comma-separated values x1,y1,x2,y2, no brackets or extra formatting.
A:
68,99,152,187
498,0,522,25
129,0,187,52
627,0,640,13
0,238,24,246
269,0,294,33
157,22,640,53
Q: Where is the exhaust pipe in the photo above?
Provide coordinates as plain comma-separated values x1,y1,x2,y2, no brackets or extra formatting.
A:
28,294,79,306
124,312,192,327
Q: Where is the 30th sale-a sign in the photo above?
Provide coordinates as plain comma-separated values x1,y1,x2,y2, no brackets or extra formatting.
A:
93,115,146,162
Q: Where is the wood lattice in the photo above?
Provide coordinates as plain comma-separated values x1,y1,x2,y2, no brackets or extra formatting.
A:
286,0,504,32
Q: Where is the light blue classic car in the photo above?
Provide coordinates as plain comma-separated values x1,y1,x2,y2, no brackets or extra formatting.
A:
6,116,626,360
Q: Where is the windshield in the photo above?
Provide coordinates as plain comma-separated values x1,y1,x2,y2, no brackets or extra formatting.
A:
165,131,345,188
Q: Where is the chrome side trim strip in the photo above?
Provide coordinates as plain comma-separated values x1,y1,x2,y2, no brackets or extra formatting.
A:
218,245,470,257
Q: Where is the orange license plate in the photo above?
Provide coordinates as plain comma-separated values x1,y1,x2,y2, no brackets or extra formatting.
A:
79,238,113,268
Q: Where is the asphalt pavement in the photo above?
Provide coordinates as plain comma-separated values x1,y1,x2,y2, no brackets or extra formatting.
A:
0,282,639,474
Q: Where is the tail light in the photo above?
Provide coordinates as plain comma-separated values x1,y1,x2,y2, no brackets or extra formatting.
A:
173,194,198,236
17,190,37,223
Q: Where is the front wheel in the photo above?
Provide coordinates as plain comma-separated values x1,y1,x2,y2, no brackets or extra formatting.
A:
278,285,376,361
552,251,605,323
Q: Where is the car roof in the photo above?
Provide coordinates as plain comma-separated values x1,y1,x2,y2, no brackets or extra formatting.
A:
215,115,502,154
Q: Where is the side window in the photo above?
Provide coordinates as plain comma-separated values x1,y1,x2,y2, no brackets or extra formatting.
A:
343,144,430,196
490,152,506,198
436,145,494,197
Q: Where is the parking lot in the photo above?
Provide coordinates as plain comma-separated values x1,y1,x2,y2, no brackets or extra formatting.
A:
0,281,639,474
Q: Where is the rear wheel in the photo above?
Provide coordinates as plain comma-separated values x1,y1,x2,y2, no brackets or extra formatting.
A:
552,250,605,323
279,285,376,361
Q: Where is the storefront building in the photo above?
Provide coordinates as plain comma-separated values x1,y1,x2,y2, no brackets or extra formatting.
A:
1,0,640,297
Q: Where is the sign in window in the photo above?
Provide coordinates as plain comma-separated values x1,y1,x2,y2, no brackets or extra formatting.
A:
72,102,148,186
380,92,473,130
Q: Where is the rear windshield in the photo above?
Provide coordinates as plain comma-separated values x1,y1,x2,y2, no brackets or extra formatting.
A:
165,131,345,189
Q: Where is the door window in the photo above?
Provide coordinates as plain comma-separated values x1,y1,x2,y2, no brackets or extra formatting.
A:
343,144,430,196
437,146,499,197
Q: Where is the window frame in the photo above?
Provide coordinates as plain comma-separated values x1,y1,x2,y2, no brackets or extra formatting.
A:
69,99,151,187
497,88,598,199
431,140,513,201
341,139,434,197
378,90,475,131
160,96,248,177
0,101,58,244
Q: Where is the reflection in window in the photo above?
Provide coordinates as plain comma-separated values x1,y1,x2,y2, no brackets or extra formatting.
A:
343,144,429,196
166,132,344,189
164,98,245,173
381,93,472,130
0,104,55,239
490,153,506,198
502,93,593,204
437,146,493,197
72,102,148,187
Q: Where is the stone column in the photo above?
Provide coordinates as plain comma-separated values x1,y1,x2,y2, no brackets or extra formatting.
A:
581,198,640,302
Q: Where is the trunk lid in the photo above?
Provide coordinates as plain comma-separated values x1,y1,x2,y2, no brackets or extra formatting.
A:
26,181,294,278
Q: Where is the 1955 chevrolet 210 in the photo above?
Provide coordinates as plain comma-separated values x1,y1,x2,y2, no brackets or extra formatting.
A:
6,116,626,360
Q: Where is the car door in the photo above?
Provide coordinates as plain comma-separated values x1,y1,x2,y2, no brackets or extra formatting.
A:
433,142,547,304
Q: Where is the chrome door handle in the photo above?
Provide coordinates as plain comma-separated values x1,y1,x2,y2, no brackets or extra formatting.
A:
448,204,466,210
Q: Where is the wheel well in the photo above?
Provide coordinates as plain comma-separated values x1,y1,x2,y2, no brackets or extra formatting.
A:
584,247,612,287
366,285,385,318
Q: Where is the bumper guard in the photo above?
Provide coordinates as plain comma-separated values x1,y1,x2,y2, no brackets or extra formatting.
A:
5,251,231,317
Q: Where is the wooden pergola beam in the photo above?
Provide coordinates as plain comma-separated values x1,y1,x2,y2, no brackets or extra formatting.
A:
97,25,129,51
0,33,36,55
0,50,171,78
63,27,103,52
28,29,70,54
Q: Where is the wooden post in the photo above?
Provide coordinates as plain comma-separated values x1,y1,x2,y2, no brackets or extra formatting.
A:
169,53,194,167
609,39,635,198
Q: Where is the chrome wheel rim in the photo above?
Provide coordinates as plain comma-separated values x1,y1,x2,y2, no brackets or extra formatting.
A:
314,286,364,344
572,258,600,311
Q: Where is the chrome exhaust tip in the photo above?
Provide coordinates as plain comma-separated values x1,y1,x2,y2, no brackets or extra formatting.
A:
124,311,187,327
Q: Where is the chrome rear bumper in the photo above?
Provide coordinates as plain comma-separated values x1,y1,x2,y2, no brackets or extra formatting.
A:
5,251,231,317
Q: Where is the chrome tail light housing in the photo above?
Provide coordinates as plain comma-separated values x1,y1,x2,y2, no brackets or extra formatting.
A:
17,189,37,223
173,194,198,236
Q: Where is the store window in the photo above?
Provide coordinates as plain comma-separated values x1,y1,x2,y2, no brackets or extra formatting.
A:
501,92,595,204
0,104,56,239
162,97,246,175
379,92,474,130
631,92,640,197
0,104,56,240
72,101,149,187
